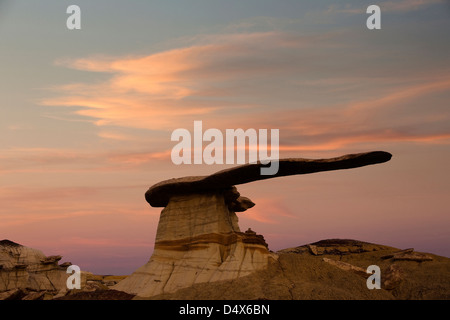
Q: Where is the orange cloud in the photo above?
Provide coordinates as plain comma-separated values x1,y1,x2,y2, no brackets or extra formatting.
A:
107,150,172,164
0,147,175,174
44,32,340,131
41,30,450,159
0,184,161,230
347,78,450,113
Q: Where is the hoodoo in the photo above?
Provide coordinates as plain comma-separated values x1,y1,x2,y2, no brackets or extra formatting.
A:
114,151,392,298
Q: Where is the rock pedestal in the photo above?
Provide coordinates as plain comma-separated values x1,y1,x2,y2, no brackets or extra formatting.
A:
114,191,270,297
115,151,392,297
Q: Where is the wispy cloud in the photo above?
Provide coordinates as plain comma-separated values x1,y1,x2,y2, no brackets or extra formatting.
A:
0,147,173,174
41,28,450,159
43,31,344,131
0,184,160,229
269,77,450,152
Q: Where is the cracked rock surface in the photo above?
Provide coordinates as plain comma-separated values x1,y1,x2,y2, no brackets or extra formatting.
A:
0,240,72,298
143,239,450,300
114,192,270,298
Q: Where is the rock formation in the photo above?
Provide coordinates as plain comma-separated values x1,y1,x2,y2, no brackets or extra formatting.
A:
148,239,449,300
114,190,272,297
0,240,73,299
115,151,392,297
322,257,368,277
144,151,392,207
0,240,129,300
4,238,448,300
381,248,433,262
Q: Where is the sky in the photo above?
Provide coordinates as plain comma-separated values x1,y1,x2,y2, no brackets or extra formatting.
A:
0,0,449,275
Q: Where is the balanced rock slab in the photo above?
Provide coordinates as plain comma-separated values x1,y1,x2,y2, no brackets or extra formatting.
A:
115,152,392,298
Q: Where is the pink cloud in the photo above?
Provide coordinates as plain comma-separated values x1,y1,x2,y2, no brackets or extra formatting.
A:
39,30,450,161
61,237,153,248
44,32,339,131
0,147,174,174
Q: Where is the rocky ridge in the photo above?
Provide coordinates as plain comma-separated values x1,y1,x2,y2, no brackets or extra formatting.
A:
0,239,70,299
1,239,448,300
0,240,127,300
147,239,450,300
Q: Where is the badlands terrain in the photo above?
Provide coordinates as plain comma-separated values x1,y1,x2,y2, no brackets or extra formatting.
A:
1,238,448,300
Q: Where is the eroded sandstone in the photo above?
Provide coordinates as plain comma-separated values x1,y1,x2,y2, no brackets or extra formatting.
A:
114,192,271,297
0,240,73,295
115,152,392,297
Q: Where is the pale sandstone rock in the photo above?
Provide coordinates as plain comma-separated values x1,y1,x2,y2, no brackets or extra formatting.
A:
114,192,270,297
393,252,433,262
308,245,318,255
322,257,368,277
0,240,47,271
278,239,392,256
102,275,127,287
381,248,414,259
381,248,433,262
276,246,309,254
0,240,84,296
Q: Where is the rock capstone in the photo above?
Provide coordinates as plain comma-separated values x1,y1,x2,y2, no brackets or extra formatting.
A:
115,152,392,297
